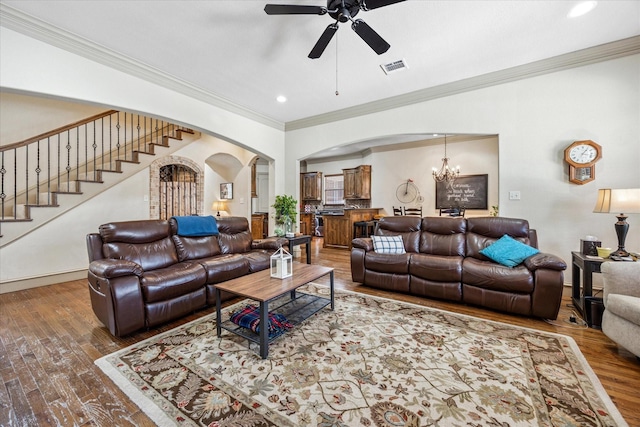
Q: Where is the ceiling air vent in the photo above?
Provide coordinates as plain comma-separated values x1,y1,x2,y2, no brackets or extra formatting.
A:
380,59,408,75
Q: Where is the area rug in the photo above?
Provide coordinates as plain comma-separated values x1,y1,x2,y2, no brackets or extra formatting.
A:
95,284,627,427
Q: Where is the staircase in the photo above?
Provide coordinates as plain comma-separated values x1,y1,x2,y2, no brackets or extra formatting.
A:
0,110,199,246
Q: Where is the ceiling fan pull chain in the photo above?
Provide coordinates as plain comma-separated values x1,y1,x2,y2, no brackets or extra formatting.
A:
335,33,340,96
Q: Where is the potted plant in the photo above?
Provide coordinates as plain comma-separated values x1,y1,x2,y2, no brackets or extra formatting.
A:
272,195,298,236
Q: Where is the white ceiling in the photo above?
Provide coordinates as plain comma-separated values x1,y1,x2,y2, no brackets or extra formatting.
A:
1,1,639,159
3,1,639,122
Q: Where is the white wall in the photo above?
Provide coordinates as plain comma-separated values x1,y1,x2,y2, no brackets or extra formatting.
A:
287,55,640,282
305,136,499,216
0,92,106,145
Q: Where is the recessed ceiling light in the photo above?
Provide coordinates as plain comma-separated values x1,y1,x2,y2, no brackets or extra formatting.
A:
276,95,287,103
567,1,597,18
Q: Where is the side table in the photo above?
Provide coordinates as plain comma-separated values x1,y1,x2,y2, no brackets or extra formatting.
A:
287,235,312,264
571,251,606,325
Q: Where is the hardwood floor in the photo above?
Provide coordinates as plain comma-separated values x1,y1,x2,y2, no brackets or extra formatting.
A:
1,237,638,426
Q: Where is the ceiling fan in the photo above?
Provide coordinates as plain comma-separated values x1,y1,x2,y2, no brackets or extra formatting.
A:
264,0,406,59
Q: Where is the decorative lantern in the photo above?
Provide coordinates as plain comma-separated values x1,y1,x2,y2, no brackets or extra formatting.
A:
270,247,293,279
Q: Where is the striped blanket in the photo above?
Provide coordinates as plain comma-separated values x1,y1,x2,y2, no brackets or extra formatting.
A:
229,304,293,338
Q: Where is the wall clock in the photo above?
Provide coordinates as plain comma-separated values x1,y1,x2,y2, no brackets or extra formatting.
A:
563,140,602,185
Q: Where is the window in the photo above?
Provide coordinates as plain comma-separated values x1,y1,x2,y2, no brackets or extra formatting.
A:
324,174,344,205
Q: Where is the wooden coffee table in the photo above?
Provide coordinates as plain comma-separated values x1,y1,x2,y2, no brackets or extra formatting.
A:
214,262,334,359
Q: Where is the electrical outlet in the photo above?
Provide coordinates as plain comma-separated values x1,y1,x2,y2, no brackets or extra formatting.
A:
509,191,521,201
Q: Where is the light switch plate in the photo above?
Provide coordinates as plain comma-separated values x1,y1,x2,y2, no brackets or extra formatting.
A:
509,191,521,200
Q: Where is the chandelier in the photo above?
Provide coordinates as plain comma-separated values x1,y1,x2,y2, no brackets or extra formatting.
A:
432,134,460,183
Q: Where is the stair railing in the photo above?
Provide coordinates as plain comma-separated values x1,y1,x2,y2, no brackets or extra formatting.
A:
0,110,187,220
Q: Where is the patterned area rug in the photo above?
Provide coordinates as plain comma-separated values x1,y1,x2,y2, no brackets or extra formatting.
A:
95,284,627,427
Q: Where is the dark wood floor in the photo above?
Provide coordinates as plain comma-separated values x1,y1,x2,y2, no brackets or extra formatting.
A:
1,238,638,426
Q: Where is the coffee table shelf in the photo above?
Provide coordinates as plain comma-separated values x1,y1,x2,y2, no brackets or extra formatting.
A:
214,263,334,358
219,292,331,343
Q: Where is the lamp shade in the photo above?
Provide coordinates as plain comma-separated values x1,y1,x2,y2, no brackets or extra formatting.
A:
593,188,640,214
212,201,225,211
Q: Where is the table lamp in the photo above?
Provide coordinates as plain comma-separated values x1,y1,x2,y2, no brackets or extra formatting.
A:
593,188,640,257
211,201,226,217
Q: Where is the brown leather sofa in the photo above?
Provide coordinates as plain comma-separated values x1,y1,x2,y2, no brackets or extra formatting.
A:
86,216,287,337
351,216,567,319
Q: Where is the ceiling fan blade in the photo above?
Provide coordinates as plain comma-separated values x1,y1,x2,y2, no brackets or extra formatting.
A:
264,4,327,15
351,19,390,55
359,0,406,11
308,23,339,59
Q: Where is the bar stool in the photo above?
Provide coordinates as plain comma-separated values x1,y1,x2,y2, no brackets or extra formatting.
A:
353,220,376,239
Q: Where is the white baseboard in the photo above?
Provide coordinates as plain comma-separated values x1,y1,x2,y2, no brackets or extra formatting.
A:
0,270,86,294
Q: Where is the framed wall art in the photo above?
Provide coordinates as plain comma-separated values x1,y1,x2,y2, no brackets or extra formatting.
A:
220,182,233,200
435,174,488,210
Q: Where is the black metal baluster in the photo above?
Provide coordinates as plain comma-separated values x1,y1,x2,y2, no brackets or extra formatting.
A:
66,129,72,192
13,148,17,219
46,136,51,205
35,140,41,205
0,152,6,220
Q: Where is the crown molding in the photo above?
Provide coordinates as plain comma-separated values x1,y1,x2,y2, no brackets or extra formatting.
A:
2,4,638,133
0,4,285,131
286,35,640,131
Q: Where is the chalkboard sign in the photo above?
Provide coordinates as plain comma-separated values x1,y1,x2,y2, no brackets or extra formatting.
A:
435,174,488,210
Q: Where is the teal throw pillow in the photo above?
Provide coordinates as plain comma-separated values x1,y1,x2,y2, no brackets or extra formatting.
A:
479,234,539,268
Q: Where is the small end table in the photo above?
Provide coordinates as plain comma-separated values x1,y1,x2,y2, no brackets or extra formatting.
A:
571,251,606,323
287,235,312,264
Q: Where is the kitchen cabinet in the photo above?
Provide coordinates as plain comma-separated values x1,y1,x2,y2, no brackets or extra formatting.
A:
251,213,268,240
322,208,380,249
301,172,322,201
343,165,371,199
299,213,314,236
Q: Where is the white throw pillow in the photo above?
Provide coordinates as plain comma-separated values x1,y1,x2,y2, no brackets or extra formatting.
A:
372,235,406,254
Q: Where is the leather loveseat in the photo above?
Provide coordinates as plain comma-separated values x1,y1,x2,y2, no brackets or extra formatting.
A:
351,216,567,319
86,216,287,337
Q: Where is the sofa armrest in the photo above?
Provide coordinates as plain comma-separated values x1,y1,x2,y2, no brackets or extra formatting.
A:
524,253,566,271
352,237,374,252
252,237,289,250
89,259,143,279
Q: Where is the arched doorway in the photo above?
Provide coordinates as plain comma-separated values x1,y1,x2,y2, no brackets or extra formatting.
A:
150,156,204,219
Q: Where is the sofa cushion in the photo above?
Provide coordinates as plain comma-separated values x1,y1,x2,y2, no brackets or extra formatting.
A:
376,216,422,253
172,234,222,261
365,252,411,274
104,237,179,271
198,254,251,284
244,250,274,273
419,217,466,256
372,235,406,254
141,262,207,303
100,220,170,244
463,258,534,293
466,217,531,260
480,234,539,267
410,253,463,282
